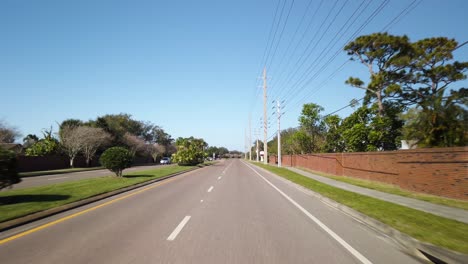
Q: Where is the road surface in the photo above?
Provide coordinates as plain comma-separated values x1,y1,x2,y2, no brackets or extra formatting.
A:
11,164,168,190
0,159,421,263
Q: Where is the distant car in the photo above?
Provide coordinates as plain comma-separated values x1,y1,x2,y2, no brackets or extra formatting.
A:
160,157,171,165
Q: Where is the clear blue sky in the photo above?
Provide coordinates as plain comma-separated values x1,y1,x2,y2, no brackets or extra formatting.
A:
1,0,467,151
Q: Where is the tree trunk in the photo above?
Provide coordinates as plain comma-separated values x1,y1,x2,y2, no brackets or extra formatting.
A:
70,157,74,168
376,90,384,117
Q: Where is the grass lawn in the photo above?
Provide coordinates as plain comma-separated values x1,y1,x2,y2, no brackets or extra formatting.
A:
0,165,197,223
19,167,104,177
297,167,468,211
253,163,468,254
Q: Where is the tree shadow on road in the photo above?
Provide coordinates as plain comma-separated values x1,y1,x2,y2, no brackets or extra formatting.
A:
0,194,71,205
123,174,154,178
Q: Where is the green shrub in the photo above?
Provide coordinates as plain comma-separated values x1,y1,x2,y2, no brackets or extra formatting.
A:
99,147,133,177
171,137,206,166
0,147,21,189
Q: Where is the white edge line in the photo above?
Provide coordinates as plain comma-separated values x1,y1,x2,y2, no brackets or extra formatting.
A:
207,186,214,192
242,161,372,264
167,216,191,241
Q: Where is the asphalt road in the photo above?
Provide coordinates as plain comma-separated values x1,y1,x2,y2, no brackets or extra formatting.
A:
0,159,422,263
10,164,169,190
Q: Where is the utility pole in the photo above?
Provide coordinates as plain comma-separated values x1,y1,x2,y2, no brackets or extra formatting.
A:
249,114,252,161
244,128,248,159
262,67,268,165
275,100,284,167
255,129,260,162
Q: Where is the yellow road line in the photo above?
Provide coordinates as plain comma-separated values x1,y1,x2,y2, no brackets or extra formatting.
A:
0,173,189,245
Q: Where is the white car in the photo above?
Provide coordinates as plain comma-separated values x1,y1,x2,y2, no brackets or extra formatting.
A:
160,157,171,165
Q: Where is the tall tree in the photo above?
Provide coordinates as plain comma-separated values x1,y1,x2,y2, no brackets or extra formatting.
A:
0,121,20,143
322,115,345,153
340,103,403,152
344,33,411,116
80,127,111,166
298,103,325,152
397,37,468,147
123,132,146,157
401,90,467,147
90,114,144,146
59,126,85,167
398,37,468,107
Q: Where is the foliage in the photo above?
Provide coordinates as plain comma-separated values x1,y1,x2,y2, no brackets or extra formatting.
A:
322,115,345,152
79,127,111,166
398,37,468,107
145,144,163,162
123,132,146,156
59,125,85,168
344,33,467,148
206,146,230,158
58,119,83,138
99,147,133,177
298,103,326,152
290,129,314,154
171,137,207,166
344,32,411,116
401,91,467,147
340,104,403,152
25,128,60,156
22,134,39,148
0,147,21,190
0,165,195,223
0,121,21,143
152,127,174,150
89,113,148,147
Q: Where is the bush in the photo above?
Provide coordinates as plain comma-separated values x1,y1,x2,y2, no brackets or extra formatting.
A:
171,137,206,166
99,147,133,177
0,147,21,189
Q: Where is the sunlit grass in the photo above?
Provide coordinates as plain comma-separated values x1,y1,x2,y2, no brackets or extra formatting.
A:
296,166,468,210
0,166,195,223
253,162,468,254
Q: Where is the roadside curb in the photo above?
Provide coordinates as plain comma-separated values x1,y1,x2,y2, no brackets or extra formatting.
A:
0,166,205,232
251,163,468,264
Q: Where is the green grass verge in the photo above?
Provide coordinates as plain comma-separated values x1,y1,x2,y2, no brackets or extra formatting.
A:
297,167,468,211
253,163,468,254
19,167,104,177
0,165,196,223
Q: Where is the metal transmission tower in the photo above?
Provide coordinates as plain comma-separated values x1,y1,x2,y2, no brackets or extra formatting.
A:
274,99,285,167
262,68,268,164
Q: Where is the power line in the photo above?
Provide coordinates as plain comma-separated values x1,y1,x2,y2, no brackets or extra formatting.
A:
280,0,365,103
269,0,315,89
323,97,365,118
282,0,396,113
269,0,325,94
248,0,282,113
263,0,289,70
265,0,296,72
285,0,419,113
274,0,341,100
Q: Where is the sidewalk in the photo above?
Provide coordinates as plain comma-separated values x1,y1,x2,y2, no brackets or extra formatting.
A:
286,167,468,224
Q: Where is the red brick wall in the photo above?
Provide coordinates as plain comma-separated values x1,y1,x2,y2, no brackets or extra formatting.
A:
269,147,468,200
